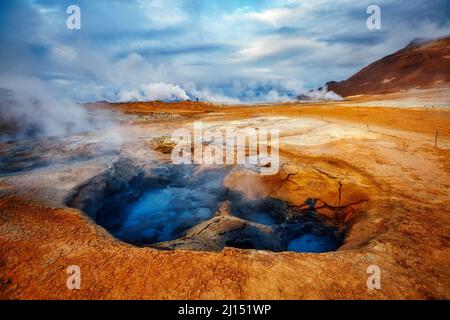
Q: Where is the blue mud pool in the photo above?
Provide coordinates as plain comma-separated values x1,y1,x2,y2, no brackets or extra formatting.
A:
114,186,217,244
287,234,341,253
88,165,343,253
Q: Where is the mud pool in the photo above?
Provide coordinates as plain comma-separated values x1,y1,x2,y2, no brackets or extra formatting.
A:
68,161,343,253
114,183,224,244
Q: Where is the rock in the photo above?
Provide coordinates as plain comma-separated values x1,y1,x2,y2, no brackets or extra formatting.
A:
152,211,279,252
66,158,147,226
147,136,177,154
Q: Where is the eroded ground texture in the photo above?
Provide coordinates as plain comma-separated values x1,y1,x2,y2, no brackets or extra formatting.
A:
0,96,449,299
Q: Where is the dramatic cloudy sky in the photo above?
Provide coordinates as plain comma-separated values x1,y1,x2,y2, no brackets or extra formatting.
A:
1,0,449,103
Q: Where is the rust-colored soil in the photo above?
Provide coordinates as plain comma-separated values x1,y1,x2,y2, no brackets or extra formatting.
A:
1,98,449,300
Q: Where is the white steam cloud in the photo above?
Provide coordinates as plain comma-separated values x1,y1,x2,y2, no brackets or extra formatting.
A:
118,82,189,102
116,80,302,104
0,75,115,139
298,85,343,101
183,80,302,104
182,83,240,104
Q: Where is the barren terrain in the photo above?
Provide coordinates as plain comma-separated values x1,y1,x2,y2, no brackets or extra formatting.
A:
327,36,450,97
1,93,449,299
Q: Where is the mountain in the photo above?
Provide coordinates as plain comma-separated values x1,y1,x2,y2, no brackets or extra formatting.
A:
325,36,450,97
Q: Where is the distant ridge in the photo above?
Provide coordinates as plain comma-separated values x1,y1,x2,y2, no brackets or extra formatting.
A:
324,35,450,97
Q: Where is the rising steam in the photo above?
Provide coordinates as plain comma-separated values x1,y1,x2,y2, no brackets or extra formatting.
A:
0,76,114,140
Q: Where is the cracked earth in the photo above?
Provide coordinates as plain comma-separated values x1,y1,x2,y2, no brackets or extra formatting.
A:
0,99,449,299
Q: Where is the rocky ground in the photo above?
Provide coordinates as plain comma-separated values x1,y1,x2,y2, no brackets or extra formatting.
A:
0,96,449,299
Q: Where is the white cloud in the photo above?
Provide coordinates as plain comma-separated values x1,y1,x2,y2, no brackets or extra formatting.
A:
51,46,78,62
137,0,188,29
235,35,325,61
5,0,449,105
246,7,297,27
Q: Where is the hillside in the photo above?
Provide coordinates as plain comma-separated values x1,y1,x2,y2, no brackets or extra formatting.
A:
326,36,450,97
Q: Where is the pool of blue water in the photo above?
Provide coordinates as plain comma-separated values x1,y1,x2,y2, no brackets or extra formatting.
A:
91,165,342,253
113,186,220,244
287,234,341,253
110,184,342,253
245,212,277,226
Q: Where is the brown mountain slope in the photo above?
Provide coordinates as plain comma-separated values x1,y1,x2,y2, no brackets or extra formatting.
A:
327,36,450,97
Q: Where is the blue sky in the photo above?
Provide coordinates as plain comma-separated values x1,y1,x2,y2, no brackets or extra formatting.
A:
1,0,449,103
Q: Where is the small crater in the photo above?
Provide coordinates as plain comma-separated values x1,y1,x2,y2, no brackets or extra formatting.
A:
67,159,344,253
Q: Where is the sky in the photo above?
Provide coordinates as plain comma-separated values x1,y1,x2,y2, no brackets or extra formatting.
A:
0,0,449,103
